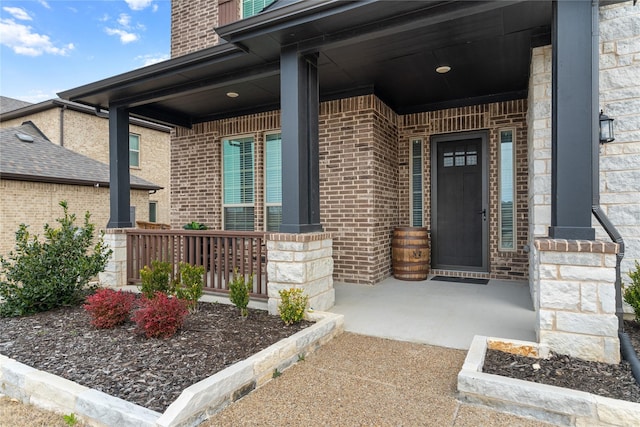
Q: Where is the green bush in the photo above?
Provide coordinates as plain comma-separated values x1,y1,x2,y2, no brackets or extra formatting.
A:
172,262,204,312
139,260,172,299
229,269,252,317
278,288,308,325
623,260,640,322
0,201,111,317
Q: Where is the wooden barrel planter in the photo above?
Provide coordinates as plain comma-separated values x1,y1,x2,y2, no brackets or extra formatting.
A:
392,227,430,281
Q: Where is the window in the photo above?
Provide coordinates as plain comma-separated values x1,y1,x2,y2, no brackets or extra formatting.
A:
149,201,157,223
499,129,516,251
410,138,423,227
129,133,140,167
223,136,255,230
264,133,282,231
242,0,275,18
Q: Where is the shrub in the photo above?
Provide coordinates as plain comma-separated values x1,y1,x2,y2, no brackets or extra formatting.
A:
278,288,308,325
0,201,111,317
624,260,640,322
183,221,207,230
139,260,172,299
229,269,252,317
83,288,136,329
132,292,188,338
172,262,205,312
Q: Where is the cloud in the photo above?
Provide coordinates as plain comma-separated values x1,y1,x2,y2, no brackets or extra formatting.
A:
37,0,51,9
20,89,58,103
3,7,32,21
125,0,153,11
152,4,158,12
0,18,74,56
105,27,139,44
117,13,131,27
135,53,170,66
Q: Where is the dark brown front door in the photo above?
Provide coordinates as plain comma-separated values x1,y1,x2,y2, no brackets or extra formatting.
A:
431,132,488,271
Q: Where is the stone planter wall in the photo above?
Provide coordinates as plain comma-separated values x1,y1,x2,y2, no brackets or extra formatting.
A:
99,229,128,288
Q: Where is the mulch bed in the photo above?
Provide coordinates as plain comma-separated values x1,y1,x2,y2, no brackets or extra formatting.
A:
483,319,640,403
0,301,311,412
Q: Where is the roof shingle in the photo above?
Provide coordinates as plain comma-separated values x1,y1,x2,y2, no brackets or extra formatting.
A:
0,122,161,190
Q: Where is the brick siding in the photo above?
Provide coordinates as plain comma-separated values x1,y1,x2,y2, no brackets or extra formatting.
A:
171,95,530,284
0,180,149,256
1,107,171,225
171,0,223,58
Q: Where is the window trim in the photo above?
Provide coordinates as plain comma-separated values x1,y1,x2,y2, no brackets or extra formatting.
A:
221,134,256,231
409,137,424,227
498,128,517,252
263,131,282,232
149,201,157,223
129,133,140,168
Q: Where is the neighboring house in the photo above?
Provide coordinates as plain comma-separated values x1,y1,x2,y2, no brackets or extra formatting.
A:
0,122,161,256
0,96,172,225
59,0,640,363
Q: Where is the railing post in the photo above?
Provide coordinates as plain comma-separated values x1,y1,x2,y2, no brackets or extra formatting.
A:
266,232,334,315
99,229,128,288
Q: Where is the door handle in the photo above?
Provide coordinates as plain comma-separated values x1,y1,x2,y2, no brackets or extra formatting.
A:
476,209,487,221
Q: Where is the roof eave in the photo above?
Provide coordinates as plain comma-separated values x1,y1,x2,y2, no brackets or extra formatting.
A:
0,173,162,191
58,42,242,108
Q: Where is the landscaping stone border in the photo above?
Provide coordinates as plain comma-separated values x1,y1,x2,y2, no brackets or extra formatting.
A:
0,310,344,427
458,335,640,426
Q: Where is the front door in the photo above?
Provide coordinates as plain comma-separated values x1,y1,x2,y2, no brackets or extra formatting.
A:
431,131,488,271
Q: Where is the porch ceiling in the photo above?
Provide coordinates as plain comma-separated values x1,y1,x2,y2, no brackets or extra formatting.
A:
59,0,552,127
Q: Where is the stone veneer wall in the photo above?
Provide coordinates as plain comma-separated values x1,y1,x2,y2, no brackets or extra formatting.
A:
399,101,530,280
599,4,640,276
532,238,619,364
527,3,640,279
266,233,334,313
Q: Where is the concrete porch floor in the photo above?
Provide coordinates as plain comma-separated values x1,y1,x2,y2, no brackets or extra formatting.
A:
330,276,536,350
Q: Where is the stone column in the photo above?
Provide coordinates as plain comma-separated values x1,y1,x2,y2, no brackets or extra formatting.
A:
98,229,128,288
532,238,620,363
266,233,334,315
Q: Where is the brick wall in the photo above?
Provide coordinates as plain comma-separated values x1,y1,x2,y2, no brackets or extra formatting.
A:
0,180,149,257
400,101,530,280
319,96,399,284
171,95,529,284
171,0,222,58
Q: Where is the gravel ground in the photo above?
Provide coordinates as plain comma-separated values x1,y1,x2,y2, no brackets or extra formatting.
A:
0,300,310,412
483,319,640,403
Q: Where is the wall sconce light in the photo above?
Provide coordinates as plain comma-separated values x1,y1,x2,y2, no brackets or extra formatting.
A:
599,110,615,144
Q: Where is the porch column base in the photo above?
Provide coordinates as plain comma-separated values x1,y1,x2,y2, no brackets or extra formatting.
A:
98,229,128,288
266,233,334,315
531,238,620,363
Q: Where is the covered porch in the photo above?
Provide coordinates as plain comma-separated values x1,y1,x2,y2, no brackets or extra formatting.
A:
331,277,536,350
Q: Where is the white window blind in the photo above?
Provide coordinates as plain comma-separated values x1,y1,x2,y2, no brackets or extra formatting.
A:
264,133,282,231
499,129,515,251
223,136,255,230
410,138,423,227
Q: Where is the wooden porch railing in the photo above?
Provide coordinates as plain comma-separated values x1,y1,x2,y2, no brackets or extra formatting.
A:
125,229,268,299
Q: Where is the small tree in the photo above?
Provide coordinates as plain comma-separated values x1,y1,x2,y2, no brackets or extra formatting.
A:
229,268,252,317
139,260,172,299
0,201,112,317
172,262,205,312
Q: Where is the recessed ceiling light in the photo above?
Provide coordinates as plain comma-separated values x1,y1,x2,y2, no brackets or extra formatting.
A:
226,91,239,98
435,65,451,74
